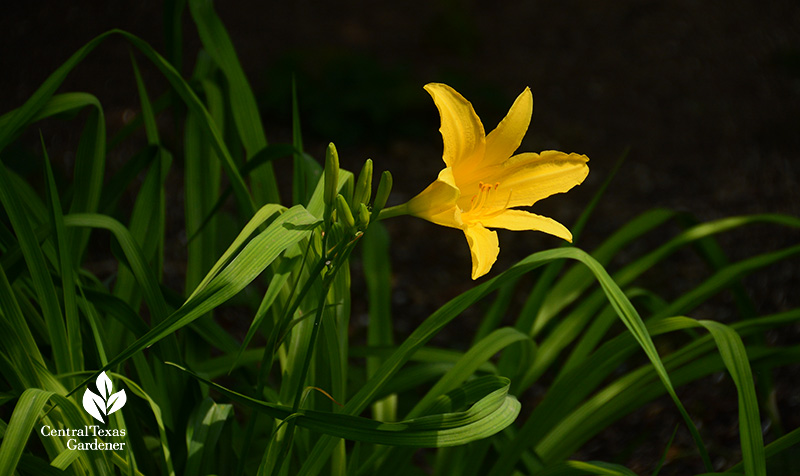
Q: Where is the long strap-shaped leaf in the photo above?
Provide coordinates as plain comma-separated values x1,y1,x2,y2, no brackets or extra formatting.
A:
0,389,53,474
0,29,257,218
534,460,639,476
693,320,765,475
42,138,83,381
728,425,800,474
0,388,118,474
63,213,170,324
172,364,520,448
67,205,318,395
368,327,532,475
502,243,800,475
535,315,771,474
298,247,698,476
0,92,106,261
188,0,280,205
184,398,232,476
0,162,70,374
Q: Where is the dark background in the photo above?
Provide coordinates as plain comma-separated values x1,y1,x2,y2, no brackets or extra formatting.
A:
2,1,799,473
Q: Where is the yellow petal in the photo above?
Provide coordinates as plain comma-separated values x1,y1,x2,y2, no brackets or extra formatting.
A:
484,151,589,210
463,223,499,280
424,83,486,169
484,87,532,167
479,209,573,242
406,167,462,228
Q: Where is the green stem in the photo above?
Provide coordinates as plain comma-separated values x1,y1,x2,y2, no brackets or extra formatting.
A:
278,273,333,472
377,203,408,221
291,283,330,412
236,239,320,476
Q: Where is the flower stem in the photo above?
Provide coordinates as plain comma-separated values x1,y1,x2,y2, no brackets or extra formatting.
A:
377,203,408,220
279,267,336,470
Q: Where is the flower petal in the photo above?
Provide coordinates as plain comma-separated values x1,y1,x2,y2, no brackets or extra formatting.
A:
484,87,532,167
484,151,589,209
406,167,463,228
424,83,485,169
463,224,499,280
480,209,573,242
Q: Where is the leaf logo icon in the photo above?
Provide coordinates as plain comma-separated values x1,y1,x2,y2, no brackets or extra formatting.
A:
82,371,127,423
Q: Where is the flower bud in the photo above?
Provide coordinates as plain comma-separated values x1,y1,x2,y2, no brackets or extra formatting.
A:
323,143,340,225
356,202,370,229
335,193,355,228
353,158,373,206
371,170,393,217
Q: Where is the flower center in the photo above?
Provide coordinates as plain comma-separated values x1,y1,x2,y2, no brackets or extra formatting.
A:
467,182,497,214
464,182,512,220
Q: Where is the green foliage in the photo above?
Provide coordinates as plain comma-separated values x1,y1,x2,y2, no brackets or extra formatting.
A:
0,3,798,476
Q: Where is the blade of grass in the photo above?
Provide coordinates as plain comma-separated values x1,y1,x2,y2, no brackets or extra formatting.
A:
728,425,800,474
371,327,531,474
526,208,678,337
0,162,69,374
67,205,319,394
299,247,703,475
174,365,521,448
520,214,800,390
697,320,765,476
505,241,800,475
652,426,680,476
527,307,800,465
0,389,54,474
186,143,299,245
188,0,280,204
0,28,256,219
0,264,45,385
363,222,396,421
535,460,639,476
184,73,223,293
42,136,83,379
185,398,233,476
228,254,297,373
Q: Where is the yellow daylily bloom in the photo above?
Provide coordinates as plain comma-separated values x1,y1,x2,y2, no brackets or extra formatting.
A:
384,83,589,280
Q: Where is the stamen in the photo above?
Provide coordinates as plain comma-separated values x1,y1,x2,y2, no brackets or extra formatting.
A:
468,194,479,213
466,181,505,216
475,184,490,211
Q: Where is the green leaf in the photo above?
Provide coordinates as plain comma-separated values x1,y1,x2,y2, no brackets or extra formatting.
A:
0,390,45,473
188,0,280,204
68,205,319,393
185,398,233,476
173,364,520,448
695,320,765,476
42,137,83,379
299,247,695,475
535,460,638,476
0,162,69,374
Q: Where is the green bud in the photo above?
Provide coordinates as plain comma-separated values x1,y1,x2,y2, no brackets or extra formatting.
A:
323,143,340,225
353,158,373,206
371,170,393,217
335,194,355,228
356,202,370,229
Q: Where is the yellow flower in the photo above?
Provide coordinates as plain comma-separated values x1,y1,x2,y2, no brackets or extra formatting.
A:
387,83,589,280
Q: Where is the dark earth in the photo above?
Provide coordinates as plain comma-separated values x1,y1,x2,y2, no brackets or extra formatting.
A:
2,1,799,474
